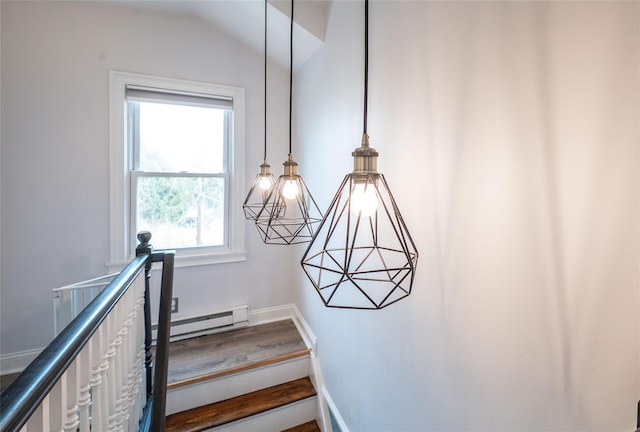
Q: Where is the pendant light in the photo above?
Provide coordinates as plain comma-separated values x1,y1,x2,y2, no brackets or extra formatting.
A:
301,0,418,309
243,0,282,221
255,0,323,245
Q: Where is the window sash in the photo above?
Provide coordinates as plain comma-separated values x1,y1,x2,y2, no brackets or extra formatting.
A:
130,171,230,253
127,102,232,175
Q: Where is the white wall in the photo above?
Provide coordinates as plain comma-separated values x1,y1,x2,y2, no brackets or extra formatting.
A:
295,1,639,430
0,1,296,358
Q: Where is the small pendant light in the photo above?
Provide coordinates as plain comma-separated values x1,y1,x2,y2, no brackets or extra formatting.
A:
301,0,418,309
243,0,282,221
255,0,323,245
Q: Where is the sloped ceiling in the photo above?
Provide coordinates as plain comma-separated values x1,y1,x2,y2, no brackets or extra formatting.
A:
121,0,330,70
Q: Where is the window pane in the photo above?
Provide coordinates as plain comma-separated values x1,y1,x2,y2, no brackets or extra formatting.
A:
136,176,225,249
136,102,226,173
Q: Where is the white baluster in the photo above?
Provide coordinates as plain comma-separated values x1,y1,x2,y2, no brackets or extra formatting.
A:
130,297,144,428
98,359,111,431
49,377,63,431
42,393,50,432
108,297,126,432
116,298,129,432
117,326,130,431
122,289,133,425
106,346,118,431
124,289,136,432
71,288,80,322
124,318,137,432
62,358,79,432
91,326,108,432
137,275,147,424
26,403,43,432
130,281,145,429
89,344,100,429
77,345,91,432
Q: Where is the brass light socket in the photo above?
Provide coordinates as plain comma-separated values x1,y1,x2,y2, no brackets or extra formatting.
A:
283,153,298,177
260,160,271,176
352,133,378,175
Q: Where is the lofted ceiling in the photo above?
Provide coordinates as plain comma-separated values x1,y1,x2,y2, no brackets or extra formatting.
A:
115,0,331,70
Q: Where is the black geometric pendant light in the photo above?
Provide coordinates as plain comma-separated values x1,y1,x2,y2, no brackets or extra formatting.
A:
301,0,418,309
255,0,323,245
243,0,281,221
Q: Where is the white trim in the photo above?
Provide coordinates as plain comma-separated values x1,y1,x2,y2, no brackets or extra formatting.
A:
290,304,319,355
322,385,350,432
0,347,42,375
108,249,248,273
249,305,343,432
309,348,331,432
108,70,246,269
248,304,297,327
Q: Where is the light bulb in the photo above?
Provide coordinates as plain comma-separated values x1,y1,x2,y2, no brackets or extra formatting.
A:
282,179,299,200
259,175,272,191
351,182,378,217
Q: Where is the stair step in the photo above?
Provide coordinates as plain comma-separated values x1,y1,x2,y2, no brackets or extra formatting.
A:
281,420,322,432
166,319,309,389
165,351,310,416
165,377,317,432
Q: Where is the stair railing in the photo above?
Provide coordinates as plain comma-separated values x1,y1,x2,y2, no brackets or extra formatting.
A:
0,231,174,432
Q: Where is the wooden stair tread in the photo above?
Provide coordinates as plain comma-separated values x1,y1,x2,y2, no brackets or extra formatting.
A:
165,377,317,432
166,319,309,389
281,420,322,432
168,348,310,389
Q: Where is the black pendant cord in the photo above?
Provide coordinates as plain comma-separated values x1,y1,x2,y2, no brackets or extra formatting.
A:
363,0,369,135
264,0,268,161
289,0,294,155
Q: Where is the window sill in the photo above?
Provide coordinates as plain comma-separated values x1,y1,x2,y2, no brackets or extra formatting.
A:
107,249,247,273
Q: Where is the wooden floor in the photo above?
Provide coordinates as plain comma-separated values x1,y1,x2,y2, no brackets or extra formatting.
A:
166,319,309,388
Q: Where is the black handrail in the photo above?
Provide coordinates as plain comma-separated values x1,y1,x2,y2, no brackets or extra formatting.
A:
0,232,174,432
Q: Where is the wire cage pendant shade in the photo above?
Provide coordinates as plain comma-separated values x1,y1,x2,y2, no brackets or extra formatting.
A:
255,153,323,244
301,135,418,309
243,0,278,221
301,0,418,309
243,160,281,220
256,0,322,245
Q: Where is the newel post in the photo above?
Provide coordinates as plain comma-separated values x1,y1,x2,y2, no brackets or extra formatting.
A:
135,231,154,399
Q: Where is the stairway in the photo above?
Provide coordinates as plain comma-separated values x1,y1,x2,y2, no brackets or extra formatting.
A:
163,319,323,432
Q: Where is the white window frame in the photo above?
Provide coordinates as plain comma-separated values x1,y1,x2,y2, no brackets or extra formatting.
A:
109,71,245,271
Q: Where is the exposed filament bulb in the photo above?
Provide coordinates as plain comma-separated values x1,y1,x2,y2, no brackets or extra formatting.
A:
351,182,378,217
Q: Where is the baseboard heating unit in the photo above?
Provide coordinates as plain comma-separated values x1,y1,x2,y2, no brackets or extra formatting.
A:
153,305,249,342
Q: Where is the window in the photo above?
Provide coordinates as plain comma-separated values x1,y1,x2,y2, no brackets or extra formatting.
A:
110,72,245,270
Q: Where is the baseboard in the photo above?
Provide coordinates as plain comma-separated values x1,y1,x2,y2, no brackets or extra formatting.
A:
290,305,319,355
248,304,296,326
0,347,42,375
